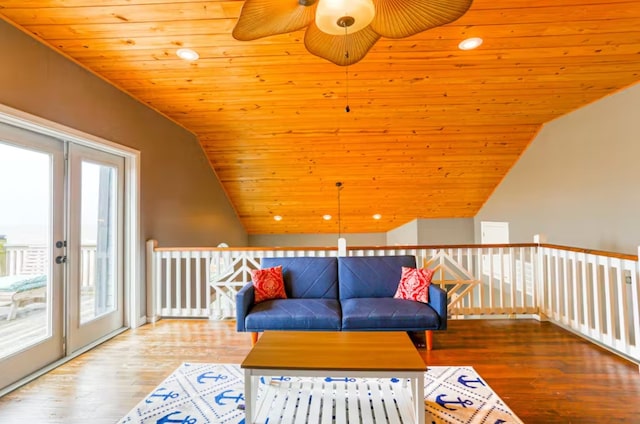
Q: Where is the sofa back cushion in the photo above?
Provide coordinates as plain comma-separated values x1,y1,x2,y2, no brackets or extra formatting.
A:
260,257,338,299
338,255,416,300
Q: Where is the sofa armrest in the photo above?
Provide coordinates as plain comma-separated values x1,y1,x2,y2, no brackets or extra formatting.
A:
236,283,255,332
429,284,448,330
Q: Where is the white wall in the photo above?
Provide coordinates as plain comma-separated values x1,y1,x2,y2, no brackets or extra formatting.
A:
386,220,419,245
475,82,640,254
250,218,475,248
249,232,386,248
417,218,475,244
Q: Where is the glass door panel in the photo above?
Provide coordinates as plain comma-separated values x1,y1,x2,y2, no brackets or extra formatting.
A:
67,144,124,354
79,162,118,324
0,123,64,392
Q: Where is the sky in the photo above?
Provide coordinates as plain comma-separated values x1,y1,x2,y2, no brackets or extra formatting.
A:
0,141,101,245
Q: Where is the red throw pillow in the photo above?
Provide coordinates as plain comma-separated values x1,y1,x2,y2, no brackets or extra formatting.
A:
394,267,435,303
251,266,287,304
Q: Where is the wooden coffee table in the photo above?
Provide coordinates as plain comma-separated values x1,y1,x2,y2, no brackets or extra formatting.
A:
241,331,426,423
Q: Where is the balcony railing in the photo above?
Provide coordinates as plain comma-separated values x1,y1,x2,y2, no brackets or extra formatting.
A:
1,244,96,290
146,240,640,365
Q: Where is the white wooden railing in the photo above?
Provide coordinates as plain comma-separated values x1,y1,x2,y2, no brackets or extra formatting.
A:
2,244,97,289
147,240,640,365
146,241,542,319
538,245,640,364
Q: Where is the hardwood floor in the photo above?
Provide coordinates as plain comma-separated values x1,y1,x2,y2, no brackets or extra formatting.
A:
0,319,638,423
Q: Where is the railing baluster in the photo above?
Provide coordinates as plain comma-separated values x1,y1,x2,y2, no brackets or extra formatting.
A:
561,250,570,326
602,256,615,346
194,251,202,316
185,250,192,315
163,251,172,317
579,252,589,335
570,252,579,328
614,260,629,352
590,254,601,338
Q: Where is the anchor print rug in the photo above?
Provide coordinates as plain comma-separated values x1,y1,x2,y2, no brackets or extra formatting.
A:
118,363,523,424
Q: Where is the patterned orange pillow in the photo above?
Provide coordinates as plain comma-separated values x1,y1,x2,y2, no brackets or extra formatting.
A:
251,266,287,304
393,267,435,303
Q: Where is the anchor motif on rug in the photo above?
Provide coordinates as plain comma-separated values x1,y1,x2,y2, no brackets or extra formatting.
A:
214,389,244,406
145,387,179,403
197,371,228,384
156,411,197,424
458,374,486,389
324,377,356,383
435,393,474,411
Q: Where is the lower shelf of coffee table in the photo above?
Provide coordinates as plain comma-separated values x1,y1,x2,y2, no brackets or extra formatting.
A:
253,376,418,424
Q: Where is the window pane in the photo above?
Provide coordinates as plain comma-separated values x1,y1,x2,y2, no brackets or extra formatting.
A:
0,142,51,358
80,161,117,324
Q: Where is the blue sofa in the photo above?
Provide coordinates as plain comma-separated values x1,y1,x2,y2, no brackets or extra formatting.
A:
236,255,447,350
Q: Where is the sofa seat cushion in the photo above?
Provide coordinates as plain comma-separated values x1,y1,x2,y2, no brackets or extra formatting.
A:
245,299,341,331
341,298,441,330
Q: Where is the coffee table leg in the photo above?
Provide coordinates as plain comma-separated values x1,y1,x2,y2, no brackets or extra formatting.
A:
413,375,425,424
244,369,253,423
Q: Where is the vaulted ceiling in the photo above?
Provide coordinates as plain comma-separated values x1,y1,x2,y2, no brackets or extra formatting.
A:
1,0,639,234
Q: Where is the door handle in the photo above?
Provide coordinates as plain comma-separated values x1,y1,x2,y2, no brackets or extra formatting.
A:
55,255,67,264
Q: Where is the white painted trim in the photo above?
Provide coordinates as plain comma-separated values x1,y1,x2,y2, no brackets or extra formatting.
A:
0,103,141,328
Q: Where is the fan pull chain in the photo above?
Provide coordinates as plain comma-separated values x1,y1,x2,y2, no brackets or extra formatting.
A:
344,25,350,113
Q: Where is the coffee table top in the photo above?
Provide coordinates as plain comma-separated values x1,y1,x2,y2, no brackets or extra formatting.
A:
241,331,425,372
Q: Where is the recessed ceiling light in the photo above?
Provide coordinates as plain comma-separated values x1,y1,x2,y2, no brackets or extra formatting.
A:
273,215,282,221
458,37,483,51
372,214,382,220
323,214,332,220
176,48,199,61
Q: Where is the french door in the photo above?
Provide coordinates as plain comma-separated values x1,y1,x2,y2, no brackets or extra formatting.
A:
0,123,65,391
66,144,124,353
0,123,125,391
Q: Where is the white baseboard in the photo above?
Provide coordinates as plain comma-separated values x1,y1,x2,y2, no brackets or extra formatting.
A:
135,315,147,327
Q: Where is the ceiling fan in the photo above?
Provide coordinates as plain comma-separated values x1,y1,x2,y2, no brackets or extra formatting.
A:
232,0,474,66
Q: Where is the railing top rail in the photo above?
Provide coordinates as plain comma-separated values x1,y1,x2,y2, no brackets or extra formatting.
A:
540,243,638,261
150,242,538,252
149,240,638,261
152,246,338,252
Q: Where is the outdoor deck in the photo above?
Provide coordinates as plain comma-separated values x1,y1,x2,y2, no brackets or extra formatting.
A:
0,292,96,358
0,303,47,357
0,243,99,358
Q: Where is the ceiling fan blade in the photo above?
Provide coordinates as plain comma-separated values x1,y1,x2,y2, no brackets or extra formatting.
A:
304,24,380,66
232,0,317,41
371,0,473,39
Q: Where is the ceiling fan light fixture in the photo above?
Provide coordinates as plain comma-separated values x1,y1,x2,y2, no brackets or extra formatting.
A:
233,0,474,65
323,214,332,220
273,215,283,221
315,0,375,35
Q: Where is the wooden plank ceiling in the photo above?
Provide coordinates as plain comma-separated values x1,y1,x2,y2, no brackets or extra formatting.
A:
1,0,639,235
